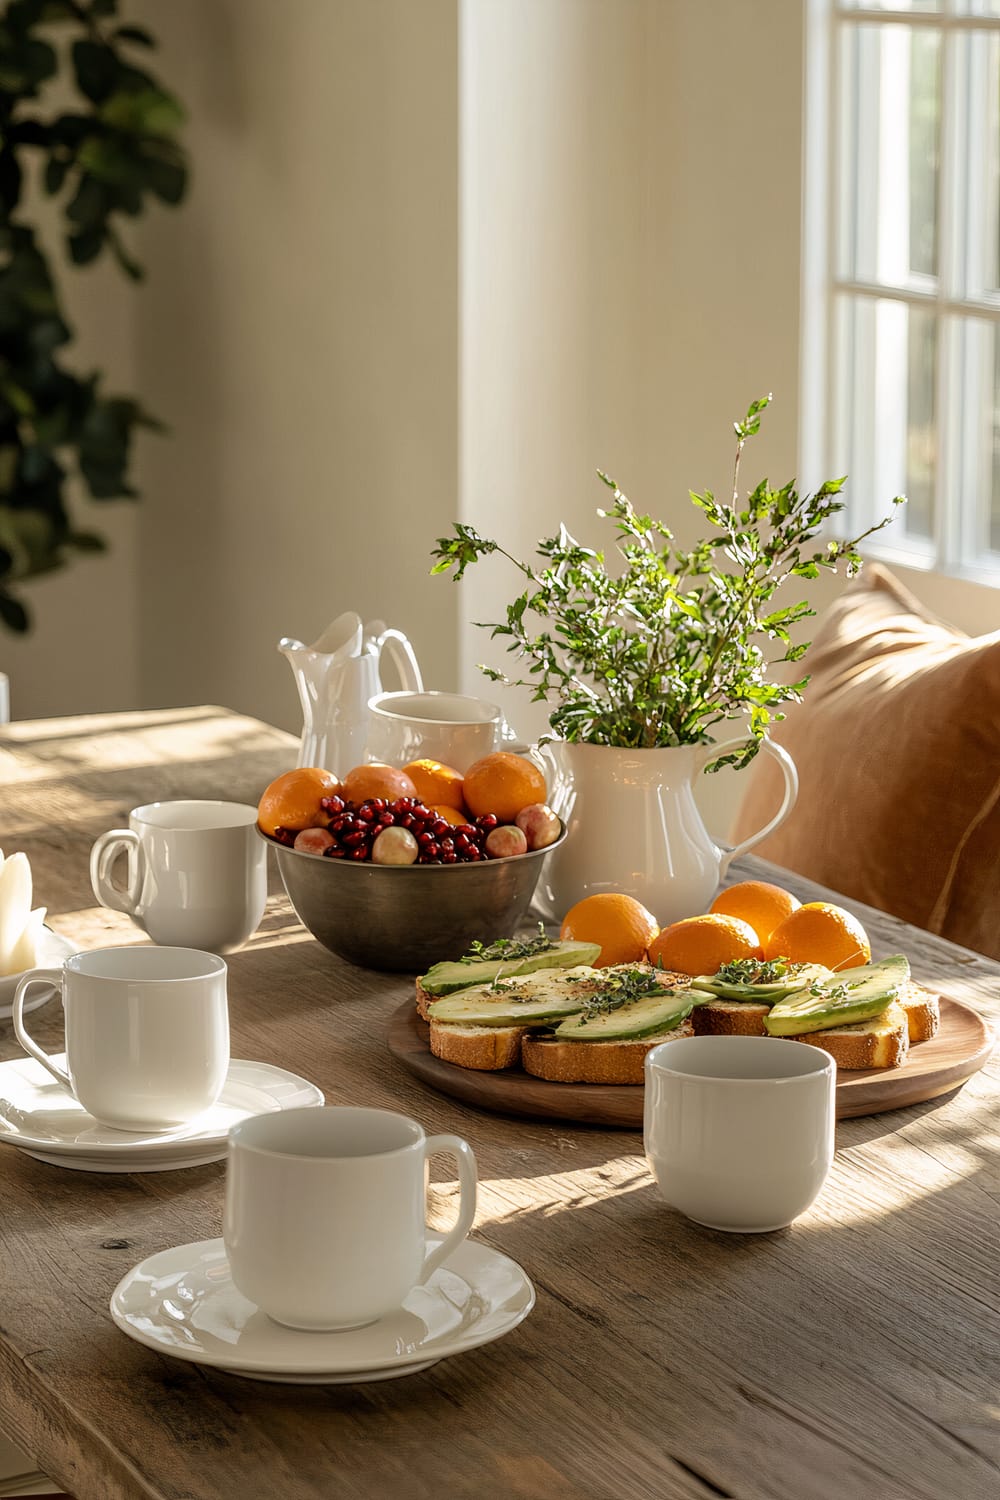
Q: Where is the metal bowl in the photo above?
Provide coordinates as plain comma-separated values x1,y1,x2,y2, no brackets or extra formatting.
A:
264,823,567,972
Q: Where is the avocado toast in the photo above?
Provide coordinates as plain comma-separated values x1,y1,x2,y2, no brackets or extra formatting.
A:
415,944,940,1085
426,963,694,1083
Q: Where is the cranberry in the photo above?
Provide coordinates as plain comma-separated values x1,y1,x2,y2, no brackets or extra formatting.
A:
417,830,436,849
476,814,499,832
440,838,455,853
342,830,368,848
441,851,458,863
350,847,370,860
399,814,415,830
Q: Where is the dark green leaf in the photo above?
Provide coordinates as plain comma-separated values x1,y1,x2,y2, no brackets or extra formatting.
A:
0,592,29,632
114,24,156,48
72,38,117,102
67,227,103,264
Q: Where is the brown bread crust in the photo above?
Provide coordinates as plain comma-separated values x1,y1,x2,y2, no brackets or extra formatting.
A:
520,1019,694,1086
898,980,941,1043
793,1003,909,1069
428,1021,527,1071
692,1000,770,1037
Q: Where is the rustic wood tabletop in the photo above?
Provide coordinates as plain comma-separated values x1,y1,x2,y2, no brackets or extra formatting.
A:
0,707,997,1500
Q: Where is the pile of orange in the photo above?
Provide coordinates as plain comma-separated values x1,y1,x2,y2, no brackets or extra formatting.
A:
557,878,872,975
257,750,548,834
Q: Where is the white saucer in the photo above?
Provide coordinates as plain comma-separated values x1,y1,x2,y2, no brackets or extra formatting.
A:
110,1235,535,1382
0,1058,324,1172
0,928,77,1020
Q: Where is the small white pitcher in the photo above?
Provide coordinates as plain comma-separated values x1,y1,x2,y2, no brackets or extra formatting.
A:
531,736,798,925
279,613,424,777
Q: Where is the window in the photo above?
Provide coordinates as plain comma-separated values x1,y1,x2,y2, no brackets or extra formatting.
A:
802,1,1000,583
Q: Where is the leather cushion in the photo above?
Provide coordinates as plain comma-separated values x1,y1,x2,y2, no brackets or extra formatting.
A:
731,564,1000,958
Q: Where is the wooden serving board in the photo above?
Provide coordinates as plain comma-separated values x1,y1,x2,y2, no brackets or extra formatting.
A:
387,993,994,1128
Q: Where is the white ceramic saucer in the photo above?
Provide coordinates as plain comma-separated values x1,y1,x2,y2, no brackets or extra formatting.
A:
0,928,77,1021
0,1058,324,1172
110,1235,535,1383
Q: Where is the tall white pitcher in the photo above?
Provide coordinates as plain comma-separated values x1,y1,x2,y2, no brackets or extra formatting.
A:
531,737,798,925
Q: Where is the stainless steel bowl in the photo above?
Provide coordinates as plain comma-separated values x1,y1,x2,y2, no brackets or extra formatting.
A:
265,823,567,972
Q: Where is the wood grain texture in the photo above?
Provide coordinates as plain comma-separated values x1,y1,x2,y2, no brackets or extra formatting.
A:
388,995,994,1127
0,708,998,1500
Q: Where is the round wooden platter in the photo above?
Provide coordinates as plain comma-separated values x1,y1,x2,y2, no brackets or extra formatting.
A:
386,993,995,1129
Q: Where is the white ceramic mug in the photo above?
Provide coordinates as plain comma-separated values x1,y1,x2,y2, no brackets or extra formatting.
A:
224,1106,478,1331
12,946,230,1132
365,691,503,773
644,1036,835,1233
90,800,267,954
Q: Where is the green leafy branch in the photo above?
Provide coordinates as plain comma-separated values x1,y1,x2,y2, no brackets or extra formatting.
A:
0,0,187,631
431,396,905,763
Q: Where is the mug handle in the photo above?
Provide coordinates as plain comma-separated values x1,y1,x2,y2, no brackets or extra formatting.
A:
692,736,799,876
13,969,73,1092
90,828,142,916
376,629,424,694
419,1134,478,1284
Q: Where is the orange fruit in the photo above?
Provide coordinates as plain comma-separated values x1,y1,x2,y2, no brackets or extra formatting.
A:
763,902,871,971
403,759,465,811
709,880,801,947
433,804,469,826
648,914,761,977
341,762,418,805
257,767,340,837
463,751,547,823
560,892,660,969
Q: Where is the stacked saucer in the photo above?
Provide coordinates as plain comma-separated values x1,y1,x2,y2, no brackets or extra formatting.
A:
0,1056,324,1172
111,1235,535,1383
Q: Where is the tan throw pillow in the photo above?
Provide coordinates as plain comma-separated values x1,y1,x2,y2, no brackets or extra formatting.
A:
731,563,1000,958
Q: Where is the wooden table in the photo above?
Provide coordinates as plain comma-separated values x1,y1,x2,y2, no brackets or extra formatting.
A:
0,707,998,1500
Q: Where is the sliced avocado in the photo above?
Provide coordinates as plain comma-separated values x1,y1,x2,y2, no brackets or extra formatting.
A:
691,962,832,1004
419,939,602,997
427,969,601,1027
764,955,910,1037
553,988,694,1042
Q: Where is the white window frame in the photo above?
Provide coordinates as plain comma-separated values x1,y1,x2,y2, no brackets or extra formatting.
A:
802,0,1000,588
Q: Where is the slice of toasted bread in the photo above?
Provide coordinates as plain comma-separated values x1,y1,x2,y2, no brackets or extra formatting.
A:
429,1021,527,1071
793,1000,909,1070
692,999,771,1037
897,979,941,1043
521,1019,695,1086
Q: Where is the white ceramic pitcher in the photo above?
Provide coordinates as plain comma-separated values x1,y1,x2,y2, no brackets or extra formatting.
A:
531,736,798,925
279,613,424,777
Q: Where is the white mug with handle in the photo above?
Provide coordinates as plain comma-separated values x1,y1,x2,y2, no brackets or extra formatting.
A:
12,946,230,1132
90,800,267,954
224,1106,478,1330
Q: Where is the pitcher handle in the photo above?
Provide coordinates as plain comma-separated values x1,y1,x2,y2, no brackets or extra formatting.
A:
692,737,798,876
376,630,424,694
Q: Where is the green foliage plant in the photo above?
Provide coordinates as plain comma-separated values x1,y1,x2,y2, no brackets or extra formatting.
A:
0,0,187,631
432,397,905,770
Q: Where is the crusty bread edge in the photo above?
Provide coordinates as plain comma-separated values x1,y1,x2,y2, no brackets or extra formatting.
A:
521,1019,694,1086
429,1021,527,1072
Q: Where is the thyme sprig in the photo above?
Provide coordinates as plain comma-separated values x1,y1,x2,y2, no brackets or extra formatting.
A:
431,396,905,768
460,924,554,965
578,967,674,1019
714,957,794,986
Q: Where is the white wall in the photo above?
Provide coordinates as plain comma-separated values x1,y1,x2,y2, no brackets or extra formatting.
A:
130,0,460,735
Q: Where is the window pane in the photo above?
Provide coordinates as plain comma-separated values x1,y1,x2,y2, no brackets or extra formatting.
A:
834,294,937,542
838,24,941,285
962,29,1000,296
960,318,1000,557
839,2,941,11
